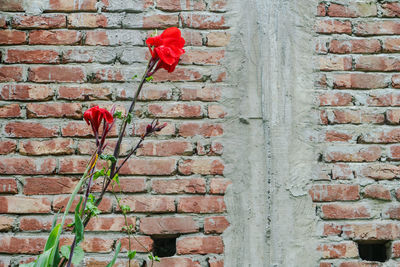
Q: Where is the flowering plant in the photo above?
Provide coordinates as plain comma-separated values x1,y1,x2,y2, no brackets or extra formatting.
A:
21,27,185,267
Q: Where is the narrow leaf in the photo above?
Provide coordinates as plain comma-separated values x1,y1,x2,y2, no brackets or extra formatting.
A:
44,224,61,251
60,245,85,266
74,197,84,244
51,209,61,231
106,241,121,267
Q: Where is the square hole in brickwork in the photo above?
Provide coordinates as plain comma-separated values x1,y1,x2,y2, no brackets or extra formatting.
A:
358,241,389,262
152,236,176,257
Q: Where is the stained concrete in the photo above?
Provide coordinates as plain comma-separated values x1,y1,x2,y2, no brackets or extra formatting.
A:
223,0,320,266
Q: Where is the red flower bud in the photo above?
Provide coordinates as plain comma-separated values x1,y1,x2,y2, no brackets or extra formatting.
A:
84,106,114,136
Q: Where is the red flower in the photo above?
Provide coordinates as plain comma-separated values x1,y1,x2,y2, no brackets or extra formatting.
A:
146,27,185,73
84,106,114,137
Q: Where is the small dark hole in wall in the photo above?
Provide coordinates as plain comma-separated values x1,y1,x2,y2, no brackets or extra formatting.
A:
152,237,176,257
358,241,389,262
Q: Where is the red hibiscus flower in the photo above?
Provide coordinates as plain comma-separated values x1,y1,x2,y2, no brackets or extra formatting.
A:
146,27,185,73
84,106,114,146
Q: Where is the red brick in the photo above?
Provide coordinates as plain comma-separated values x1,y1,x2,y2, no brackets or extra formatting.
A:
180,13,227,29
148,103,202,118
359,129,400,143
309,185,360,202
321,204,370,219
209,178,231,194
343,223,400,240
19,216,73,231
332,163,354,180
0,66,23,82
333,73,388,89
29,30,82,45
208,258,224,267
323,223,343,236
140,217,198,235
360,164,400,180
5,122,58,138
29,66,85,83
0,179,18,194
26,103,82,119
156,0,206,11
206,31,230,47
0,30,27,44
86,216,136,232
177,236,223,255
0,15,6,29
120,236,153,253
324,146,381,162
328,110,384,124
92,67,124,82
118,158,177,176
0,140,16,155
0,84,54,101
62,121,93,137
204,216,229,234
0,236,46,254
142,14,179,28
59,156,91,174
182,29,203,46
179,158,224,175
85,31,109,45
325,130,353,142
208,105,226,119
355,21,400,36
179,122,223,137
137,141,193,157
153,67,202,82
355,56,400,71
67,13,108,28
0,196,51,214
151,257,201,267
81,237,114,253
23,177,77,195
11,14,66,29
120,86,172,101
318,242,358,259
0,157,56,175
316,19,352,34
388,109,400,124
363,184,391,201
0,104,21,118
119,196,175,213
329,39,381,54
92,177,146,193
0,216,14,232
47,0,98,11
180,86,221,101
327,3,376,18
389,145,400,160
383,205,400,220
381,2,400,17
394,241,400,257
53,196,112,213
367,92,400,107
319,56,352,71
181,49,225,65
392,74,400,88
5,49,59,64
210,141,223,155
383,38,400,52
0,0,23,11
58,85,111,100
178,196,226,213
319,92,353,106
152,178,206,194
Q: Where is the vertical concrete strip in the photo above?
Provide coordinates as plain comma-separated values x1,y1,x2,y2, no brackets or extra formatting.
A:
224,0,319,266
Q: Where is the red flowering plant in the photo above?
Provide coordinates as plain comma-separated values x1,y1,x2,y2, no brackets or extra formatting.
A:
21,27,185,267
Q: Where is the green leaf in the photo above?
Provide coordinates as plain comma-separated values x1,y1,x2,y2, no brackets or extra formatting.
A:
20,262,35,267
106,241,121,267
113,111,123,119
145,76,154,82
132,74,138,80
44,223,61,251
148,253,154,261
100,154,117,163
128,250,136,260
93,168,105,180
112,173,120,186
60,245,85,266
85,201,101,217
154,256,160,262
74,197,84,245
120,205,130,214
34,248,52,267
51,209,61,231
126,113,133,124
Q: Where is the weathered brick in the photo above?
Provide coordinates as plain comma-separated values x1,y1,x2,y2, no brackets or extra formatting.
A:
58,85,111,100
383,205,400,220
387,109,400,124
318,242,358,259
342,223,400,240
0,236,46,254
0,66,23,82
151,258,201,267
0,140,16,155
137,140,193,156
179,158,224,175
85,30,144,46
0,196,51,214
0,104,21,118
156,0,206,11
28,66,85,83
178,196,226,213
148,103,203,118
53,196,112,213
133,121,175,136
119,196,175,213
0,157,56,175
11,14,66,29
140,217,198,235
333,73,388,89
47,0,98,11
180,86,221,101
20,138,74,156
29,30,82,45
208,258,224,267
332,163,354,180
329,39,381,54
319,56,352,71
321,204,370,219
119,158,177,176
0,216,14,232
152,178,206,194
327,109,384,124
355,56,400,72
181,49,225,65
142,14,179,28
23,177,77,195
381,2,400,17
367,92,400,107
67,13,109,28
86,216,136,232
0,179,18,194
383,38,400,52
360,164,400,180
0,0,23,11
0,84,54,101
180,13,227,29
359,129,400,143
5,122,58,138
324,146,381,162
309,185,360,202
325,130,353,142
177,236,224,255
209,178,231,194
327,3,376,18
208,105,226,118
204,216,229,234
363,184,391,201
26,103,82,119
5,49,59,64
153,67,202,82
0,30,27,44
319,92,353,106
355,21,400,36
316,19,352,34
120,236,153,253
179,122,223,137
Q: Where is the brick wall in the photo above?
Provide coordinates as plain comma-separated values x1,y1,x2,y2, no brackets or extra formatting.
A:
315,1,400,266
0,0,229,266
